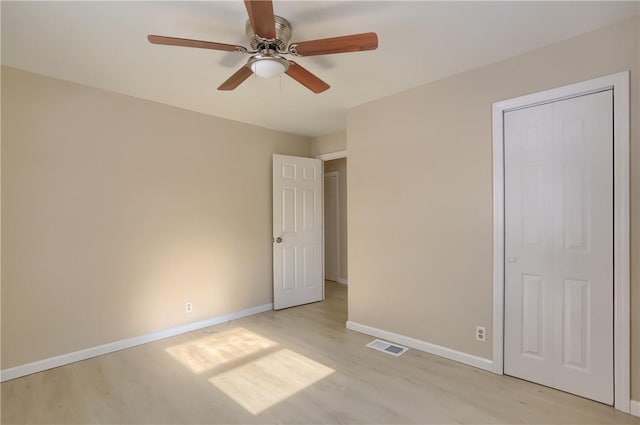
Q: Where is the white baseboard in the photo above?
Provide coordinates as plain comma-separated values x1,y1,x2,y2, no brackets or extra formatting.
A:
336,278,348,285
346,320,493,372
631,400,640,417
0,303,273,382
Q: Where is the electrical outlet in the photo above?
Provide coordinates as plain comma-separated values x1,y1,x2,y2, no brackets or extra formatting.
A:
476,326,486,342
185,302,193,313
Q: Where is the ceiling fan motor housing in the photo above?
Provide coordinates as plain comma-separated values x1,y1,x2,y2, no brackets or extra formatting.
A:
245,15,292,52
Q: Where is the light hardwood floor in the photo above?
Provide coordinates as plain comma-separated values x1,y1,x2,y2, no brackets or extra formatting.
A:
2,282,638,424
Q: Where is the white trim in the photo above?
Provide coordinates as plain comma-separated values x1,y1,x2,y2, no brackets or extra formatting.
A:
346,321,493,372
317,150,347,161
0,303,273,382
630,400,640,417
491,71,630,412
492,104,505,375
324,171,340,283
321,159,325,300
612,71,631,414
321,152,349,286
334,171,341,285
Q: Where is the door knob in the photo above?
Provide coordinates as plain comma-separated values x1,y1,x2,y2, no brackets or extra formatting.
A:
274,236,283,243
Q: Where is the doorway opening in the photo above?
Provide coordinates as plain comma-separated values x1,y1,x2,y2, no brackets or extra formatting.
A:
323,157,347,285
318,150,348,310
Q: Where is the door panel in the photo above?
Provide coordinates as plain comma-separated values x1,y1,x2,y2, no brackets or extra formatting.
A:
561,278,590,369
504,102,555,387
551,91,613,404
504,91,613,404
273,155,323,310
521,274,544,359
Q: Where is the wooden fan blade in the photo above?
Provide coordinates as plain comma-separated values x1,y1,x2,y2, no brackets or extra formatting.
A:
290,32,378,57
148,35,246,52
218,66,254,91
244,0,276,39
285,61,330,94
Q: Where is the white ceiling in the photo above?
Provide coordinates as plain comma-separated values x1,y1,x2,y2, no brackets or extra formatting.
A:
2,1,637,137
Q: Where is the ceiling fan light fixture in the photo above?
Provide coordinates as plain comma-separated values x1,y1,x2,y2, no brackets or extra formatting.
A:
248,54,290,78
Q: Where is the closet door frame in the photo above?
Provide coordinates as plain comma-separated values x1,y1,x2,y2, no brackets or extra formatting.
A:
491,71,630,413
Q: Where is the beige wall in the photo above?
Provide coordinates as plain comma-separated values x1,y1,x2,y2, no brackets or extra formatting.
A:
324,158,348,281
310,130,346,157
347,17,639,399
1,67,311,369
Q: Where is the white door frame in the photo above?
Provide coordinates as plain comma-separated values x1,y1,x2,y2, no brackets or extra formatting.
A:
317,150,347,286
317,150,347,162
491,72,630,412
324,170,340,282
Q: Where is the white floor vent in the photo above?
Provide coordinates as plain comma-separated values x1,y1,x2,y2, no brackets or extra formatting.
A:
366,339,409,356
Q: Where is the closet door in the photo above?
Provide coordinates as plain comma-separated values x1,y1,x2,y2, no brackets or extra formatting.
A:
504,90,613,404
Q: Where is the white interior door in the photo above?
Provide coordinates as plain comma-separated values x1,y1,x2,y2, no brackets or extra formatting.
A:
504,90,613,404
273,154,323,310
324,172,339,282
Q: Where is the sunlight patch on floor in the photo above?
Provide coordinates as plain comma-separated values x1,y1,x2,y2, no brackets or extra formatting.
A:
165,327,277,374
209,348,335,415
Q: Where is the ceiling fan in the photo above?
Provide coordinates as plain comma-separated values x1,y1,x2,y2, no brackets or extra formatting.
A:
148,0,378,94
